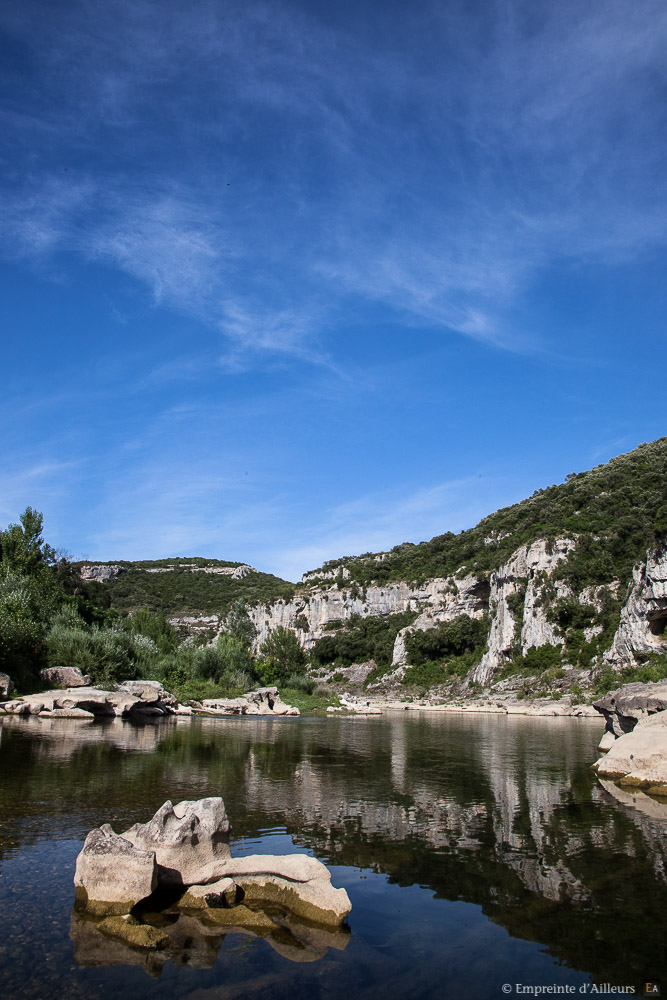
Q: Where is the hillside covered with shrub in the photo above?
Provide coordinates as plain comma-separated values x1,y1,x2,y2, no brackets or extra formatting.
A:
74,558,295,616
304,437,667,593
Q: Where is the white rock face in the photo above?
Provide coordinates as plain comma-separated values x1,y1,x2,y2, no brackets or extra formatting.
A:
79,564,126,582
302,566,350,583
391,574,490,667
174,538,667,689
605,548,667,665
471,539,575,686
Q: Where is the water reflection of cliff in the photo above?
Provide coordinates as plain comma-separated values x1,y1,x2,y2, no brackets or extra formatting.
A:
2,712,667,984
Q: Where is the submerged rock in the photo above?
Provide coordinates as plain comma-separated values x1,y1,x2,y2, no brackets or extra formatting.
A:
97,914,169,950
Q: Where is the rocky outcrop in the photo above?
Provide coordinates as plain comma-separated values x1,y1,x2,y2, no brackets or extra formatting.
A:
118,680,177,706
74,797,351,939
0,672,14,698
605,548,667,665
1,683,180,719
198,687,299,717
471,539,574,686
338,694,382,715
177,538,667,689
593,681,667,737
79,564,126,582
592,711,667,792
39,666,91,688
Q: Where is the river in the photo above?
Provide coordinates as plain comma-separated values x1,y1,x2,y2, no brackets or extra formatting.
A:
0,711,665,999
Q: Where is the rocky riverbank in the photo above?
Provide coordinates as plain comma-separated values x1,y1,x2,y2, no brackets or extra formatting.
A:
0,674,299,720
591,681,667,794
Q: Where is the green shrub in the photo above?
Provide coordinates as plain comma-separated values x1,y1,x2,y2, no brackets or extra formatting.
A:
405,615,489,665
44,623,139,687
259,627,306,684
311,611,418,668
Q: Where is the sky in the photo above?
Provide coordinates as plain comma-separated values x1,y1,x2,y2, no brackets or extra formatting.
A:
1,0,666,582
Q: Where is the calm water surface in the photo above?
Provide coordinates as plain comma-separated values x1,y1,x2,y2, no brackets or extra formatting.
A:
0,711,665,1000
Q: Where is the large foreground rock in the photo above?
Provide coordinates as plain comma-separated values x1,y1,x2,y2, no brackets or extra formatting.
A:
121,798,232,885
74,797,351,932
593,680,667,737
592,711,667,793
74,825,157,914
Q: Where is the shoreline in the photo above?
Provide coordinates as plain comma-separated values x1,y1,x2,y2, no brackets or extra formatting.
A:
327,694,601,719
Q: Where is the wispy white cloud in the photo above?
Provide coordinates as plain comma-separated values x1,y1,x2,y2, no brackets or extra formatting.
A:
265,475,517,582
2,0,667,364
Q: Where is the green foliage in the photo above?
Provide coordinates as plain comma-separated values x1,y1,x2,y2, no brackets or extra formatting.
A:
405,615,489,665
593,654,667,697
310,611,418,668
259,626,306,684
170,678,251,703
283,672,315,694
0,573,45,687
215,633,255,677
127,608,178,654
0,509,70,687
0,507,56,576
224,599,258,649
279,686,335,713
44,623,139,687
402,648,485,688
400,615,489,688
502,643,563,677
74,557,294,617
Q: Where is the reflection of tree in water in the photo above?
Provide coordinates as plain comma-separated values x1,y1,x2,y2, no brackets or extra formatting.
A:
2,713,667,986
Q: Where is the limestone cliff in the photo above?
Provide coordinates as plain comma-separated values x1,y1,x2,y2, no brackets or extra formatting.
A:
604,548,667,665
198,536,667,688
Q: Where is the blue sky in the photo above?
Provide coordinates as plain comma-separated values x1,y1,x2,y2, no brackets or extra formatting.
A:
1,0,666,581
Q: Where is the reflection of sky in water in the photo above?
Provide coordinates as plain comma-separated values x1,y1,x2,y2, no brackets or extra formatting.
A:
0,713,665,997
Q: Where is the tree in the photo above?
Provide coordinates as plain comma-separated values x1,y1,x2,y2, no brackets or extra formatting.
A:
259,626,306,684
129,608,178,654
225,599,258,649
0,507,56,576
